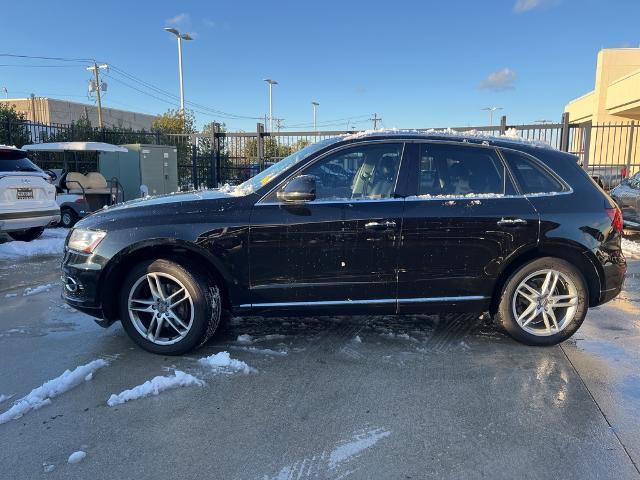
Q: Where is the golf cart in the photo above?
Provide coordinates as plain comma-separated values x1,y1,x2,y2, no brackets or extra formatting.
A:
22,142,127,227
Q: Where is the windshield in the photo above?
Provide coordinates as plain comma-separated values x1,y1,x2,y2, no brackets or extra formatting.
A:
0,150,42,173
233,137,343,195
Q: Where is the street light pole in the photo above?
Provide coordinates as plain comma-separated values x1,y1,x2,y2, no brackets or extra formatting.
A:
481,106,503,126
165,27,193,115
263,78,278,132
312,101,319,132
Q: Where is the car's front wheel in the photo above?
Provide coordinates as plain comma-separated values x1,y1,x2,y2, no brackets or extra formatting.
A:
119,258,222,355
8,227,44,242
494,257,588,346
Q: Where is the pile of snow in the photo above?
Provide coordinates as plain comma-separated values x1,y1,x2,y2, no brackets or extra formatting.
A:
622,238,640,257
67,451,87,465
231,346,288,356
198,351,256,374
23,283,55,296
107,370,204,407
0,228,67,259
236,334,253,344
0,359,108,424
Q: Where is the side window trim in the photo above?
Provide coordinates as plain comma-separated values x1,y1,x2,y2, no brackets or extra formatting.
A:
256,140,407,205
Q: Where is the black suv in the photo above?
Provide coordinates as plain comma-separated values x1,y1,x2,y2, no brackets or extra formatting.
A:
61,132,626,355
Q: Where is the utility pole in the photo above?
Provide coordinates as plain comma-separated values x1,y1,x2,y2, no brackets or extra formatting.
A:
2,86,7,99
312,101,319,132
370,113,381,130
274,118,284,132
87,62,108,128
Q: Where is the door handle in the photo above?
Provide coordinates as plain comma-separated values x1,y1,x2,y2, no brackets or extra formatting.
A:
497,218,528,227
365,220,397,231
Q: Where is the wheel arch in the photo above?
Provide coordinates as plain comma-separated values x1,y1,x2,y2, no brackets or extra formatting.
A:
490,241,603,313
99,239,232,321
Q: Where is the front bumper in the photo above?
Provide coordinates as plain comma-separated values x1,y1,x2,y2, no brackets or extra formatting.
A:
61,248,113,327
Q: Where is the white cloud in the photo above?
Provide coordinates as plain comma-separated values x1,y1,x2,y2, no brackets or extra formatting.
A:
166,13,190,26
513,0,555,13
479,68,517,91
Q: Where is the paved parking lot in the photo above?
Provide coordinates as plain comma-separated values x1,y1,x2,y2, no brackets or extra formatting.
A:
0,233,639,479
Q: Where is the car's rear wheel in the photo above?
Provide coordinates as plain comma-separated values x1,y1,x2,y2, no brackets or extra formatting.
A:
494,257,588,346
119,258,222,355
60,207,78,228
8,227,45,242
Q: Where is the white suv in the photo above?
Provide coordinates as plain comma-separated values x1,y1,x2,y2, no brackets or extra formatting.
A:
0,145,60,242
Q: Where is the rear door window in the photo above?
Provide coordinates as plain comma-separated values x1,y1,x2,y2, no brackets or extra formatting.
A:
416,143,506,196
501,149,565,194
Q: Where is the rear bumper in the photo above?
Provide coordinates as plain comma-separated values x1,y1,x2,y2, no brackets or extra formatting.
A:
596,253,627,306
0,209,60,232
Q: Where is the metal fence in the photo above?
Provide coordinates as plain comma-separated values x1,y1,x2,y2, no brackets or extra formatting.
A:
2,116,638,190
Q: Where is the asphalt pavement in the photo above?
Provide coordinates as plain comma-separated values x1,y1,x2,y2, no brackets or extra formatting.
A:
0,237,639,480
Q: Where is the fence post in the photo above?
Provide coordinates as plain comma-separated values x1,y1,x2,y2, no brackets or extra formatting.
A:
191,138,198,189
211,123,220,188
257,123,265,170
499,116,507,135
560,112,570,152
582,122,592,170
625,121,636,178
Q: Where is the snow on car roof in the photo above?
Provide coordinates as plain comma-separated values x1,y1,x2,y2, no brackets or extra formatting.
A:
341,128,555,149
21,142,129,153
0,144,24,151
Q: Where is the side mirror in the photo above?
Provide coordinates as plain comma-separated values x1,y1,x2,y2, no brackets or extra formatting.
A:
277,175,316,203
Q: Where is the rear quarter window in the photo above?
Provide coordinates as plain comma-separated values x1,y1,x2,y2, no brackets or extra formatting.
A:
501,149,565,194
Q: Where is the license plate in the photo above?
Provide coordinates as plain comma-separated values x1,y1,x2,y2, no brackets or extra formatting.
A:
16,187,34,199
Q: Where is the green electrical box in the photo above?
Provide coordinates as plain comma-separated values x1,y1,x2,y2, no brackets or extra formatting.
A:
99,144,178,201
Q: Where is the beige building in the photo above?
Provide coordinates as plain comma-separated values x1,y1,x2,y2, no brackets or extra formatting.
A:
564,48,640,175
0,97,157,131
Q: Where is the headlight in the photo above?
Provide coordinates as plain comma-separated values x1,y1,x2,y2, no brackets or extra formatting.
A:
67,229,107,253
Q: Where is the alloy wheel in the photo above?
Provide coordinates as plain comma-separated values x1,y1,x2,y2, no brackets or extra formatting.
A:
511,269,579,336
127,272,194,345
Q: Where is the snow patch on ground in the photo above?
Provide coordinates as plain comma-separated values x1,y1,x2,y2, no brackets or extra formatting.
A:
236,334,253,344
0,359,108,424
265,426,391,479
23,283,55,296
622,238,640,257
67,451,87,464
0,228,68,259
380,332,419,343
328,427,391,470
198,351,257,374
230,346,288,356
353,335,363,343
4,293,17,298
107,370,204,407
0,394,13,404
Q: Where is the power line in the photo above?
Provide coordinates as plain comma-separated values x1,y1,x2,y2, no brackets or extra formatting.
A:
0,53,94,63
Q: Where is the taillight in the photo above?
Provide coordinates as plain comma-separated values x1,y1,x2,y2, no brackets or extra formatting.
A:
621,167,628,178
74,197,86,204
606,207,623,233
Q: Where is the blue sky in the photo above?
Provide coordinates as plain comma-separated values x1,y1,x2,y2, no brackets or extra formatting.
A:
1,0,638,131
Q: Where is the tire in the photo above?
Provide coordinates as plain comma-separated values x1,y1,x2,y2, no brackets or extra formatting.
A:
60,208,78,228
8,227,45,242
119,258,222,355
494,257,588,346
